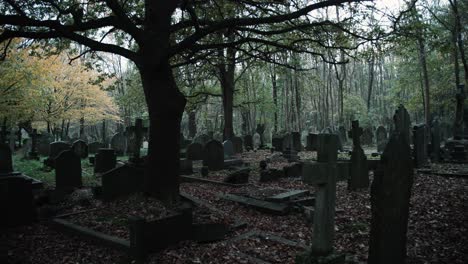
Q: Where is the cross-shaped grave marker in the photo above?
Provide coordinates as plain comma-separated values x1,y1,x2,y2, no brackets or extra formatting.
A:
28,129,41,160
299,134,345,263
126,119,148,163
348,120,363,149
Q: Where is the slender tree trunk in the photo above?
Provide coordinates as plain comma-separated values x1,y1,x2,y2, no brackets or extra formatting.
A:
188,110,197,138
271,64,278,134
367,52,375,112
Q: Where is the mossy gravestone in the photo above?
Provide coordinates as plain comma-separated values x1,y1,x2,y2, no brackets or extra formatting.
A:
368,133,413,264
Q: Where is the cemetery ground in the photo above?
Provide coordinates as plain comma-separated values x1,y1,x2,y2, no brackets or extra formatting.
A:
2,150,467,264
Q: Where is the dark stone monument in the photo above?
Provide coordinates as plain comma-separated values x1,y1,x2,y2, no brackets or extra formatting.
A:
292,132,302,152
126,119,148,164
368,133,413,264
110,132,127,156
0,176,34,227
55,150,82,192
27,129,41,160
49,141,72,159
376,126,388,153
37,133,53,156
193,133,211,146
202,140,224,171
94,148,117,174
348,120,368,190
180,158,193,175
306,133,318,151
88,142,104,154
101,164,144,201
187,143,203,160
412,124,427,168
253,133,261,150
272,136,284,151
232,136,243,154
72,139,89,159
243,135,253,151
393,104,411,144
361,127,374,146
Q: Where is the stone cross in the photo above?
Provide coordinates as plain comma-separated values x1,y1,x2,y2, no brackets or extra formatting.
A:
126,119,148,163
300,134,344,262
28,129,41,160
348,120,363,149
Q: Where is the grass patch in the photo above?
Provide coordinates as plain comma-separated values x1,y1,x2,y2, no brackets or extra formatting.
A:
12,154,100,188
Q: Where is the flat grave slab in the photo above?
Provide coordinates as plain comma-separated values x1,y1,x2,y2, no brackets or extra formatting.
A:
266,189,310,202
221,193,290,215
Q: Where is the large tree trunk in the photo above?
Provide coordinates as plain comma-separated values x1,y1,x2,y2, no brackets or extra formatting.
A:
219,42,236,140
139,61,186,204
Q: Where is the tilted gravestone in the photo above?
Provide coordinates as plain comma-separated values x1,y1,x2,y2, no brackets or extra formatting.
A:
348,120,368,190
368,133,413,264
223,140,234,158
376,126,388,153
37,133,53,156
298,134,345,263
202,140,224,171
88,142,104,154
186,143,203,160
72,139,89,159
94,148,117,174
126,119,148,163
55,150,82,192
231,136,243,154
431,118,441,162
393,104,411,144
101,164,144,201
243,135,253,150
110,132,127,156
412,124,427,168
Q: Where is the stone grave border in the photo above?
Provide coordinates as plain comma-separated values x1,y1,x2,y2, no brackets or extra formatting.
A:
50,203,193,261
181,175,248,188
226,229,308,264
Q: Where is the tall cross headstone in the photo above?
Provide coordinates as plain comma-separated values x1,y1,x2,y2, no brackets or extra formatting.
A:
28,129,41,160
347,120,368,190
299,134,345,263
126,119,148,163
368,133,413,264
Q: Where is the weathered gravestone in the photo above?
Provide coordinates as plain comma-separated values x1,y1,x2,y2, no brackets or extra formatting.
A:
253,133,261,150
348,120,369,190
368,133,413,264
94,148,117,174
431,118,441,162
27,129,41,160
361,127,374,146
72,139,88,159
49,141,72,159
243,135,253,150
202,140,224,171
393,104,411,144
306,133,318,151
110,132,127,156
298,134,345,263
281,133,293,151
272,136,283,151
0,125,10,144
55,150,82,193
101,164,144,201
126,119,148,163
180,158,193,175
256,124,266,147
88,142,104,154
0,175,34,227
376,126,388,153
186,143,203,160
292,132,302,152
232,136,243,154
37,133,54,156
412,124,427,168
223,140,234,158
